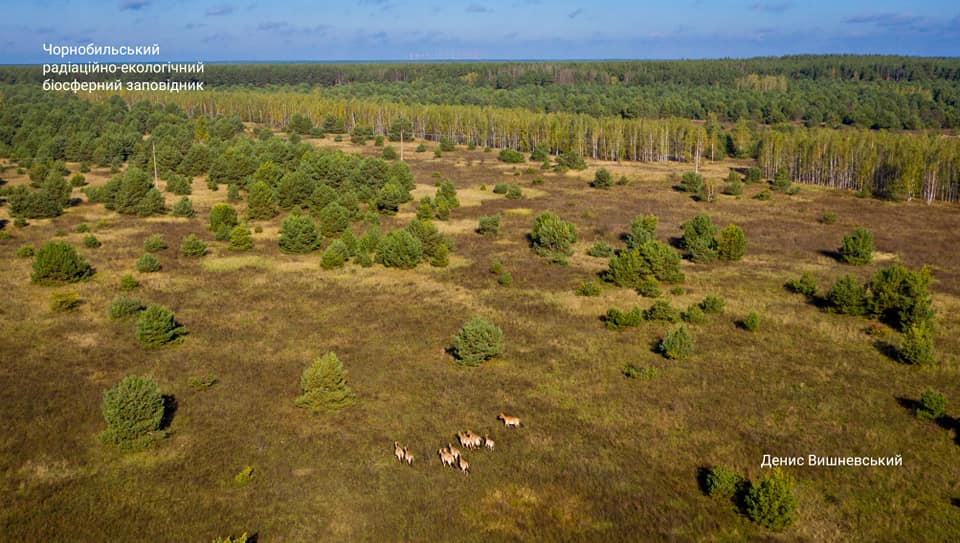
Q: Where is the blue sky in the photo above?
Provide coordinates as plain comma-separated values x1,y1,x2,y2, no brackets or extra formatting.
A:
2,0,958,63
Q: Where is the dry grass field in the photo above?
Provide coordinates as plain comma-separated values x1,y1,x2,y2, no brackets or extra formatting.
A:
1,136,958,541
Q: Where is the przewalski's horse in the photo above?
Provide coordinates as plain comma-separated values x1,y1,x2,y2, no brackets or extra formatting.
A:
498,412,522,428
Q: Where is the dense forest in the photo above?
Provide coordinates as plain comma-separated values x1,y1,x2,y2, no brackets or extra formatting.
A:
2,56,959,201
5,55,960,128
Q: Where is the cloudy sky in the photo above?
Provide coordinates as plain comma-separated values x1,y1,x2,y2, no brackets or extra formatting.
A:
2,0,958,63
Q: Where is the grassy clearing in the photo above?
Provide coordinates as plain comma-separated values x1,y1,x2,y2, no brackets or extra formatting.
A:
1,144,959,541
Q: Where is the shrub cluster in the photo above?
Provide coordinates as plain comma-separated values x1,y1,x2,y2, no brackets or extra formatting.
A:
451,317,504,366
180,234,208,257
100,375,165,449
477,215,501,235
498,148,525,163
839,227,873,265
530,212,577,259
659,325,694,360
136,304,187,347
31,241,93,285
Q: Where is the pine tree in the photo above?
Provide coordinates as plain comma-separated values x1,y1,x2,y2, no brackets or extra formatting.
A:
279,211,320,253
228,225,253,251
295,353,355,411
245,181,278,220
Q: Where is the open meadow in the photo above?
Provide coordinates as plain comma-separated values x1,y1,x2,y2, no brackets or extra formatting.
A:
1,130,959,541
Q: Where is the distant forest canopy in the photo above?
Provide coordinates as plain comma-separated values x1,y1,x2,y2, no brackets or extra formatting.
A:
3,55,960,128
0,83,957,203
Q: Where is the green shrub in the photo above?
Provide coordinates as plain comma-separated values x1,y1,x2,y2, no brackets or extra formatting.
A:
723,172,743,196
439,138,456,152
100,375,165,448
136,304,187,347
489,259,504,275
498,148,525,163
451,317,504,366
605,241,683,289
867,265,933,330
279,212,320,254
680,214,718,263
505,184,523,199
416,197,435,220
49,291,81,312
434,149,442,158
171,196,195,218
498,272,513,286
143,234,167,253
659,325,694,360
826,274,866,315
785,272,817,297
16,244,35,257
319,202,351,236
382,146,397,160
234,466,255,485
430,243,450,267
74,223,89,233
70,173,87,187
228,225,253,251
119,273,139,291
744,311,761,332
643,301,681,323
744,167,762,183
576,280,602,297
180,234,208,257
700,295,725,314
109,295,143,320
493,183,509,194
839,227,873,265
227,184,241,202
717,224,746,262
14,218,28,228
405,219,444,260
376,229,422,269
681,304,706,324
679,171,704,193
899,323,936,365
477,215,501,236
556,151,586,170
605,306,644,329
375,182,406,214
623,364,660,380
321,240,350,269
744,469,798,531
165,174,192,195
587,240,614,257
704,465,743,499
31,241,93,285
294,352,355,411
210,203,238,232
753,188,772,201
770,169,796,194
626,214,658,249
591,168,613,189
530,212,577,258
245,181,277,220
83,235,101,249
374,135,384,147
916,389,946,421
435,180,459,209
820,210,838,224
188,375,218,391
415,143,426,152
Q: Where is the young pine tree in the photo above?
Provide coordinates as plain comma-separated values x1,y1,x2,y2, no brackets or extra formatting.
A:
294,353,355,411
